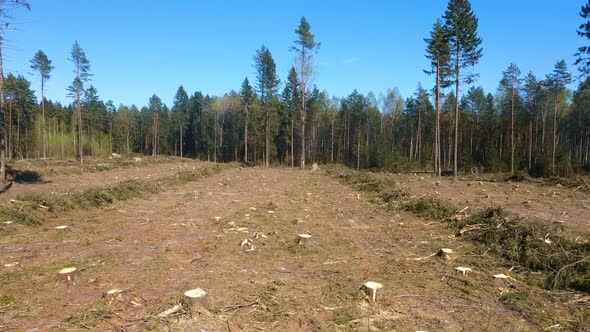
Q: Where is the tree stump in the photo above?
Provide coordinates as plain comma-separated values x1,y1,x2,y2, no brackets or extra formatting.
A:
361,281,383,304
296,233,312,245
57,267,79,286
437,248,454,260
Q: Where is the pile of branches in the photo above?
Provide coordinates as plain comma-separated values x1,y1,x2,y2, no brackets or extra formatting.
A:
449,207,590,292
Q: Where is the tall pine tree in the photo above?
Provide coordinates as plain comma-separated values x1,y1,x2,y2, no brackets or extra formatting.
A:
444,0,482,176
254,46,280,167
240,77,254,162
501,63,522,174
30,50,53,160
291,17,320,169
425,19,450,175
68,41,92,166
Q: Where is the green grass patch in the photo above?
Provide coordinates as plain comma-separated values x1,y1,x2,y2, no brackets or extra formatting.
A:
324,281,362,326
401,196,456,220
254,280,286,322
0,205,43,226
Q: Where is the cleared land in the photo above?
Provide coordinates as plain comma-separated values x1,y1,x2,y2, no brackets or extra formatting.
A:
0,159,589,331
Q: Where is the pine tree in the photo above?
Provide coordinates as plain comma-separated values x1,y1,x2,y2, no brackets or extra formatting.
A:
425,19,450,175
291,17,320,169
68,41,92,166
240,77,254,162
576,0,590,77
282,67,300,167
547,60,572,172
444,0,482,176
253,46,280,167
172,85,189,158
148,94,164,156
501,63,522,174
0,0,30,179
30,50,53,160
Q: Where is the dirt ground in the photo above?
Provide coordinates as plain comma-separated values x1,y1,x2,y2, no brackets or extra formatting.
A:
3,157,198,198
0,162,588,331
392,173,590,234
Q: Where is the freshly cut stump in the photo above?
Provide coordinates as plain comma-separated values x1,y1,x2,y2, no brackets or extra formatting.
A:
180,288,208,314
362,281,383,304
296,233,312,245
183,288,207,306
437,248,454,260
104,289,125,305
57,267,79,286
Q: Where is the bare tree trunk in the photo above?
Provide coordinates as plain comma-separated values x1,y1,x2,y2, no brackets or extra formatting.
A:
300,50,306,169
0,39,5,180
61,122,65,158
8,100,11,160
356,133,360,170
529,120,533,171
290,118,294,168
331,119,335,163
552,99,558,172
76,70,84,166
453,52,460,176
436,62,441,175
179,125,183,158
265,106,269,167
244,106,248,162
511,86,515,174
41,78,47,160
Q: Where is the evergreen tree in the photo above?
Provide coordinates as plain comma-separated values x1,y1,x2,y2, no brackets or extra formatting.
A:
576,0,590,77
148,94,164,156
0,0,30,179
500,63,522,174
291,16,320,169
547,60,572,172
240,77,254,162
67,41,92,166
282,67,300,167
253,46,280,167
30,50,53,160
171,85,189,157
444,0,483,176
425,19,450,175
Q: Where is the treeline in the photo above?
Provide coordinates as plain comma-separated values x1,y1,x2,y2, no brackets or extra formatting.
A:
4,67,589,176
1,0,590,177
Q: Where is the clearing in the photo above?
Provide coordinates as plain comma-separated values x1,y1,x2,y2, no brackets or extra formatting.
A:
0,160,588,331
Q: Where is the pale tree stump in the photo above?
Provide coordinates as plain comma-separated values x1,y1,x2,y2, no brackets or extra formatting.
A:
104,289,125,306
183,288,208,308
362,281,383,304
57,267,79,286
296,233,312,245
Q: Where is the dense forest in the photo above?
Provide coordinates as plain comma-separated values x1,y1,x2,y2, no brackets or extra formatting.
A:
1,0,590,178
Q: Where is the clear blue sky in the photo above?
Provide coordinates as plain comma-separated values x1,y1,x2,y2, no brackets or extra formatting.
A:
3,0,584,108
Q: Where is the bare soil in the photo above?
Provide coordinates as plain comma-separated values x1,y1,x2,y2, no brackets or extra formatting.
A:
1,162,588,331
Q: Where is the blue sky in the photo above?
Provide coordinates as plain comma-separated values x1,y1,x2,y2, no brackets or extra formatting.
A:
3,0,584,107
